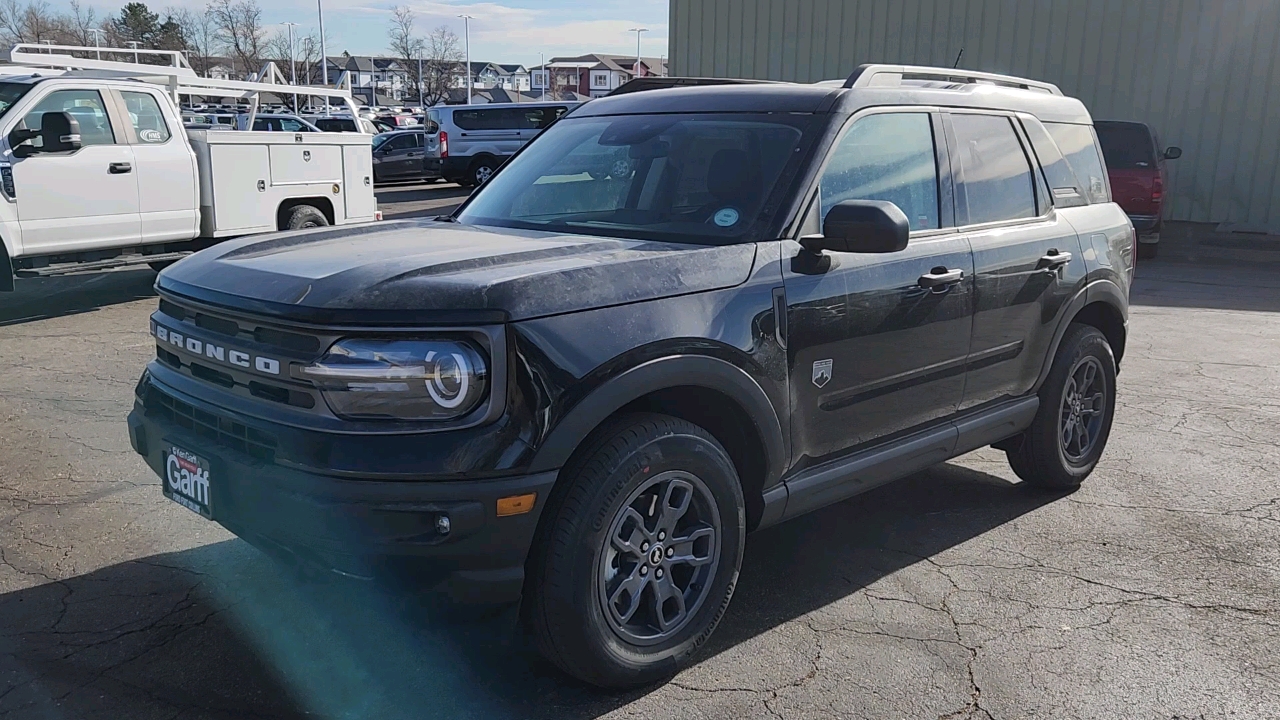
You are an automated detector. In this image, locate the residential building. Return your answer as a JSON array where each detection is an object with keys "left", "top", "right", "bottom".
[
  {"left": 532, "top": 54, "right": 667, "bottom": 98},
  {"left": 324, "top": 55, "right": 410, "bottom": 104},
  {"left": 452, "top": 62, "right": 531, "bottom": 92},
  {"left": 671, "top": 0, "right": 1280, "bottom": 234}
]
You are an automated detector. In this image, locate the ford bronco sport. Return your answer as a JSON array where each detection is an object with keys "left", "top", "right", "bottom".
[{"left": 128, "top": 65, "right": 1134, "bottom": 689}]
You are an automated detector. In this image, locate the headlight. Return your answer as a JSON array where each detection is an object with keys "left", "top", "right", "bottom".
[{"left": 302, "top": 338, "right": 488, "bottom": 421}]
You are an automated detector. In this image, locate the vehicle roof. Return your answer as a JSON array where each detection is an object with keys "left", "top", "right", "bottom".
[
  {"left": 576, "top": 78, "right": 1092, "bottom": 125},
  {"left": 435, "top": 100, "right": 581, "bottom": 112}
]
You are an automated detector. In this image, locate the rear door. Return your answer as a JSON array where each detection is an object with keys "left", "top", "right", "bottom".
[
  {"left": 784, "top": 110, "right": 974, "bottom": 465},
  {"left": 10, "top": 87, "right": 141, "bottom": 254},
  {"left": 945, "top": 111, "right": 1087, "bottom": 410},
  {"left": 374, "top": 133, "right": 419, "bottom": 179},
  {"left": 115, "top": 89, "right": 199, "bottom": 245}
]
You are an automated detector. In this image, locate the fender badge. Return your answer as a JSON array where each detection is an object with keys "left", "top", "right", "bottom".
[{"left": 812, "top": 359, "right": 833, "bottom": 388}]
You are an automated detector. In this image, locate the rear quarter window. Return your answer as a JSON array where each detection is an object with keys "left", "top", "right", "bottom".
[{"left": 1045, "top": 123, "right": 1111, "bottom": 204}]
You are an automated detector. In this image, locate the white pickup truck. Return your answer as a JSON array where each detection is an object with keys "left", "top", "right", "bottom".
[{"left": 0, "top": 45, "right": 379, "bottom": 291}]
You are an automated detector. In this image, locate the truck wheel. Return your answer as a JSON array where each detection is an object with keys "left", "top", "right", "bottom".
[
  {"left": 285, "top": 205, "right": 329, "bottom": 230},
  {"left": 524, "top": 413, "right": 745, "bottom": 688},
  {"left": 1006, "top": 324, "right": 1117, "bottom": 489}
]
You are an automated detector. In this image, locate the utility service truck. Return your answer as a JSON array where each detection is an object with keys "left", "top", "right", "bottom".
[{"left": 0, "top": 44, "right": 380, "bottom": 290}]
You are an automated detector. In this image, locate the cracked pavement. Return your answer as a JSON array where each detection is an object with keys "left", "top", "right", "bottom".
[{"left": 1, "top": 215, "right": 1279, "bottom": 719}]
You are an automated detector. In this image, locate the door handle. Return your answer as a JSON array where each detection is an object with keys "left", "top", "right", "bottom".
[
  {"left": 1038, "top": 250, "right": 1073, "bottom": 269},
  {"left": 108, "top": 162, "right": 132, "bottom": 174},
  {"left": 918, "top": 268, "right": 964, "bottom": 289}
]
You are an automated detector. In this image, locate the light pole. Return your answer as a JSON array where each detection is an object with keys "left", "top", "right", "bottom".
[
  {"left": 318, "top": 0, "right": 328, "bottom": 87},
  {"left": 127, "top": 41, "right": 139, "bottom": 64},
  {"left": 538, "top": 51, "right": 545, "bottom": 96},
  {"left": 458, "top": 14, "right": 473, "bottom": 105},
  {"left": 87, "top": 28, "right": 103, "bottom": 60},
  {"left": 628, "top": 28, "right": 648, "bottom": 78},
  {"left": 283, "top": 22, "right": 299, "bottom": 113}
]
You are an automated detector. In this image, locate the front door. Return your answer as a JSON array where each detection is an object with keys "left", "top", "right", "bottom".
[
  {"left": 116, "top": 89, "right": 200, "bottom": 245},
  {"left": 10, "top": 87, "right": 141, "bottom": 254},
  {"left": 944, "top": 112, "right": 1087, "bottom": 410},
  {"left": 375, "top": 132, "right": 420, "bottom": 180},
  {"left": 784, "top": 111, "right": 974, "bottom": 470}
]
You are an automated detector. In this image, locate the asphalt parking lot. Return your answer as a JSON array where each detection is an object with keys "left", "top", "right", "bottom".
[{"left": 1, "top": 198, "right": 1278, "bottom": 719}]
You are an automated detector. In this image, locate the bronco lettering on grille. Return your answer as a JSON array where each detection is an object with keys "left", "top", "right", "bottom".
[{"left": 151, "top": 320, "right": 282, "bottom": 376}]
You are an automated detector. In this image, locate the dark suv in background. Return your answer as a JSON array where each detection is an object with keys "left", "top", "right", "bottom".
[
  {"left": 1094, "top": 120, "right": 1181, "bottom": 259},
  {"left": 128, "top": 65, "right": 1134, "bottom": 689}
]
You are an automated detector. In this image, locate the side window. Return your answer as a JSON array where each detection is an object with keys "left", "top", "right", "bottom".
[
  {"left": 453, "top": 109, "right": 506, "bottom": 130},
  {"left": 951, "top": 114, "right": 1037, "bottom": 225},
  {"left": 279, "top": 118, "right": 307, "bottom": 132},
  {"left": 120, "top": 91, "right": 171, "bottom": 143},
  {"left": 24, "top": 89, "right": 117, "bottom": 147},
  {"left": 1045, "top": 122, "right": 1111, "bottom": 204},
  {"left": 819, "top": 112, "right": 940, "bottom": 231},
  {"left": 384, "top": 134, "right": 416, "bottom": 152},
  {"left": 1020, "top": 117, "right": 1087, "bottom": 208}
]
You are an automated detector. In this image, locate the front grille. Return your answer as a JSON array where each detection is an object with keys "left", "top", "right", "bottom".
[{"left": 146, "top": 387, "right": 277, "bottom": 462}]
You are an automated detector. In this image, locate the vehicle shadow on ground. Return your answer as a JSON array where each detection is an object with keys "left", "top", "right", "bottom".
[
  {"left": 0, "top": 269, "right": 157, "bottom": 327},
  {"left": 0, "top": 463, "right": 1057, "bottom": 720}
]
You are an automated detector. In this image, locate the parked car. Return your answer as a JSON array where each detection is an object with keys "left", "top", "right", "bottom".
[
  {"left": 1092, "top": 120, "right": 1181, "bottom": 259},
  {"left": 234, "top": 113, "right": 322, "bottom": 132},
  {"left": 423, "top": 101, "right": 579, "bottom": 186},
  {"left": 128, "top": 68, "right": 1133, "bottom": 689},
  {"left": 307, "top": 114, "right": 380, "bottom": 134},
  {"left": 371, "top": 129, "right": 440, "bottom": 184}
]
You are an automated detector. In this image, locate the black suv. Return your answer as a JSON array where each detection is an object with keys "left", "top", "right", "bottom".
[{"left": 128, "top": 65, "right": 1133, "bottom": 689}]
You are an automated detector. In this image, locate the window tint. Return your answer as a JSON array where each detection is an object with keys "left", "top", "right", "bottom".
[
  {"left": 381, "top": 133, "right": 418, "bottom": 152},
  {"left": 1020, "top": 118, "right": 1086, "bottom": 208},
  {"left": 952, "top": 114, "right": 1037, "bottom": 224},
  {"left": 121, "top": 91, "right": 171, "bottom": 143},
  {"left": 819, "top": 113, "right": 939, "bottom": 231},
  {"left": 314, "top": 118, "right": 356, "bottom": 132},
  {"left": 1045, "top": 123, "right": 1111, "bottom": 204},
  {"left": 278, "top": 118, "right": 309, "bottom": 132},
  {"left": 452, "top": 108, "right": 510, "bottom": 131},
  {"left": 1094, "top": 122, "right": 1156, "bottom": 169},
  {"left": 25, "top": 89, "right": 116, "bottom": 146}
]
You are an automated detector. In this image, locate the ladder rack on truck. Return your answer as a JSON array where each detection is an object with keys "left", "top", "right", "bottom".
[{"left": 4, "top": 43, "right": 359, "bottom": 127}]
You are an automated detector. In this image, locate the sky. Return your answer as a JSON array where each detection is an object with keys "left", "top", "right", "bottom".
[{"left": 59, "top": 0, "right": 671, "bottom": 68}]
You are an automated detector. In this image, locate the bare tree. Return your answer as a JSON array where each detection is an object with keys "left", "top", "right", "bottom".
[
  {"left": 264, "top": 27, "right": 318, "bottom": 84},
  {"left": 209, "top": 0, "right": 265, "bottom": 76},
  {"left": 387, "top": 5, "right": 424, "bottom": 102},
  {"left": 0, "top": 0, "right": 67, "bottom": 45},
  {"left": 421, "top": 24, "right": 462, "bottom": 106},
  {"left": 173, "top": 6, "right": 219, "bottom": 77},
  {"left": 63, "top": 0, "right": 95, "bottom": 46}
]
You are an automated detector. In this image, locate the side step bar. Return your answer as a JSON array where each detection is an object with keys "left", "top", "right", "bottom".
[{"left": 14, "top": 250, "right": 190, "bottom": 278}]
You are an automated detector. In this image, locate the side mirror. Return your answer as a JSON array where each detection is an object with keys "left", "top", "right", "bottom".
[
  {"left": 40, "top": 112, "right": 82, "bottom": 154},
  {"left": 800, "top": 200, "right": 910, "bottom": 255},
  {"left": 1163, "top": 146, "right": 1182, "bottom": 160},
  {"left": 8, "top": 126, "right": 39, "bottom": 157}
]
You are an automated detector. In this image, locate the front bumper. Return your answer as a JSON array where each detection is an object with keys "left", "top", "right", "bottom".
[{"left": 127, "top": 375, "right": 555, "bottom": 604}]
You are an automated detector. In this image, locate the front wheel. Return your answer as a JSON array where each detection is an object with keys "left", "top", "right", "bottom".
[
  {"left": 524, "top": 414, "right": 745, "bottom": 688},
  {"left": 1006, "top": 324, "right": 1117, "bottom": 489}
]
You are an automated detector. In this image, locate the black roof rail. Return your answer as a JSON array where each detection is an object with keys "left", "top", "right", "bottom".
[
  {"left": 842, "top": 64, "right": 1063, "bottom": 95},
  {"left": 607, "top": 76, "right": 782, "bottom": 97}
]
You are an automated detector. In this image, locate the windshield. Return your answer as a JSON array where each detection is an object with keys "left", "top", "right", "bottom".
[
  {"left": 0, "top": 82, "right": 32, "bottom": 120},
  {"left": 1095, "top": 122, "right": 1157, "bottom": 170},
  {"left": 457, "top": 113, "right": 816, "bottom": 245}
]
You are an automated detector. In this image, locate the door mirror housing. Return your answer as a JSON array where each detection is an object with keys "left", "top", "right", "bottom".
[
  {"left": 40, "top": 112, "right": 82, "bottom": 154},
  {"left": 8, "top": 126, "right": 39, "bottom": 157},
  {"left": 1163, "top": 146, "right": 1182, "bottom": 160},
  {"left": 800, "top": 200, "right": 911, "bottom": 255}
]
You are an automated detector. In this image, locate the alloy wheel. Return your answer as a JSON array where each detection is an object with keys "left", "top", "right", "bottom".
[
  {"left": 597, "top": 470, "right": 721, "bottom": 646},
  {"left": 1059, "top": 356, "right": 1107, "bottom": 463}
]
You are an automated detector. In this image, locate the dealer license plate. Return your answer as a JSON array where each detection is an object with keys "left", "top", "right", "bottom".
[{"left": 162, "top": 444, "right": 213, "bottom": 519}]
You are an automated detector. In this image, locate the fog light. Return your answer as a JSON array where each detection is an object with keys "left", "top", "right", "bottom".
[
  {"left": 496, "top": 493, "right": 537, "bottom": 517},
  {"left": 435, "top": 515, "right": 451, "bottom": 535}
]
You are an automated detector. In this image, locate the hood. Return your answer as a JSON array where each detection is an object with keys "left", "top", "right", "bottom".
[{"left": 159, "top": 220, "right": 758, "bottom": 325}]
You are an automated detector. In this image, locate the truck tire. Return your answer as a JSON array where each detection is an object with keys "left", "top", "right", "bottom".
[
  {"left": 1006, "top": 324, "right": 1117, "bottom": 489},
  {"left": 466, "top": 157, "right": 498, "bottom": 187},
  {"left": 285, "top": 205, "right": 329, "bottom": 230},
  {"left": 524, "top": 413, "right": 745, "bottom": 688}
]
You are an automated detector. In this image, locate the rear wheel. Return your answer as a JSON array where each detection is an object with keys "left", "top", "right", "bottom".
[
  {"left": 524, "top": 414, "right": 745, "bottom": 688},
  {"left": 468, "top": 157, "right": 498, "bottom": 187},
  {"left": 1006, "top": 324, "right": 1117, "bottom": 489},
  {"left": 284, "top": 205, "right": 329, "bottom": 231}
]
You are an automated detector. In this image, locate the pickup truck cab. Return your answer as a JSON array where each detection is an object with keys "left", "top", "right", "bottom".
[{"left": 0, "top": 44, "right": 379, "bottom": 289}]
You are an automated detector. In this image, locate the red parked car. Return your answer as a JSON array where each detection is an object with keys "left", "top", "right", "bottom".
[{"left": 1093, "top": 121, "right": 1181, "bottom": 259}]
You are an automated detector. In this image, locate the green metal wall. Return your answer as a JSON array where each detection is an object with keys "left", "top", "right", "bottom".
[{"left": 670, "top": 0, "right": 1280, "bottom": 232}]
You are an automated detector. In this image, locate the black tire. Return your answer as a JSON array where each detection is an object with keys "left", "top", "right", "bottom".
[
  {"left": 1137, "top": 242, "right": 1158, "bottom": 260},
  {"left": 468, "top": 157, "right": 498, "bottom": 187},
  {"left": 1006, "top": 324, "right": 1117, "bottom": 489},
  {"left": 524, "top": 413, "right": 746, "bottom": 688},
  {"left": 284, "top": 205, "right": 329, "bottom": 231}
]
